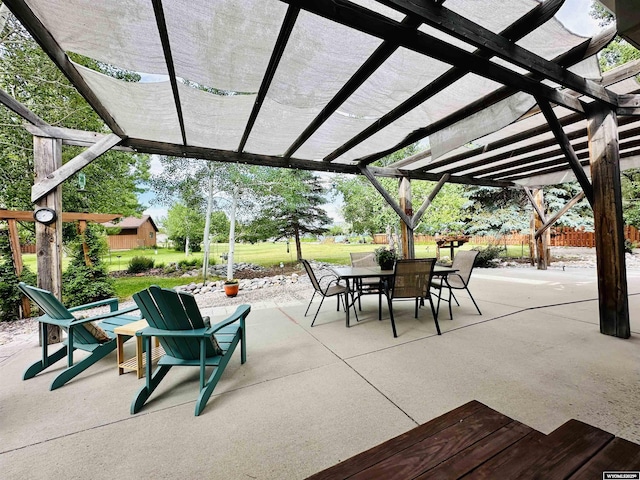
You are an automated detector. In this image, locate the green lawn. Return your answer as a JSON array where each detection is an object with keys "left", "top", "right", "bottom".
[
  {"left": 20, "top": 241, "right": 531, "bottom": 301},
  {"left": 22, "top": 240, "right": 532, "bottom": 273}
]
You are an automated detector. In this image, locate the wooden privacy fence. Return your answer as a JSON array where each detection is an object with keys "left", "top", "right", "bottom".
[{"left": 373, "top": 225, "right": 640, "bottom": 248}]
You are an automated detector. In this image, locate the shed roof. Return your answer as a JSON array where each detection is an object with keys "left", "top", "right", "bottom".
[
  {"left": 5, "top": 0, "right": 640, "bottom": 187},
  {"left": 102, "top": 215, "right": 158, "bottom": 232}
]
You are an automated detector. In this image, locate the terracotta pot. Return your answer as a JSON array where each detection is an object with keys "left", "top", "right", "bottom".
[{"left": 224, "top": 283, "right": 239, "bottom": 297}]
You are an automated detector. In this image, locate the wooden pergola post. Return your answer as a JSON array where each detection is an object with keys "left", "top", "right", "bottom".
[
  {"left": 34, "top": 136, "right": 63, "bottom": 344},
  {"left": 6, "top": 219, "right": 30, "bottom": 317},
  {"left": 525, "top": 187, "right": 549, "bottom": 269},
  {"left": 587, "top": 103, "right": 630, "bottom": 338},
  {"left": 399, "top": 177, "right": 414, "bottom": 259}
]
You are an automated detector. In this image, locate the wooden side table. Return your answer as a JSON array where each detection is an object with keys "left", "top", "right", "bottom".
[{"left": 114, "top": 319, "right": 164, "bottom": 378}]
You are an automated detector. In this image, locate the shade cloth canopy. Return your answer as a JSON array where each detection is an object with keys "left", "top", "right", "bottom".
[{"left": 5, "top": 0, "right": 640, "bottom": 187}]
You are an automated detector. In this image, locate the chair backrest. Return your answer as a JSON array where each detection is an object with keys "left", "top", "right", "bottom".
[
  {"left": 18, "top": 282, "right": 104, "bottom": 345},
  {"left": 300, "top": 259, "right": 322, "bottom": 293},
  {"left": 449, "top": 250, "right": 479, "bottom": 287},
  {"left": 18, "top": 282, "right": 74, "bottom": 320},
  {"left": 350, "top": 252, "right": 377, "bottom": 268},
  {"left": 391, "top": 258, "right": 436, "bottom": 299},
  {"left": 133, "top": 286, "right": 217, "bottom": 360}
]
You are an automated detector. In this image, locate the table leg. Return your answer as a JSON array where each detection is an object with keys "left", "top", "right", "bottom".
[
  {"left": 116, "top": 334, "right": 125, "bottom": 375},
  {"left": 345, "top": 285, "right": 350, "bottom": 328},
  {"left": 135, "top": 335, "right": 144, "bottom": 379}
]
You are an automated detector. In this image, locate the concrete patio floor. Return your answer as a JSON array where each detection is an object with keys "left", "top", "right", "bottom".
[{"left": 1, "top": 266, "right": 639, "bottom": 479}]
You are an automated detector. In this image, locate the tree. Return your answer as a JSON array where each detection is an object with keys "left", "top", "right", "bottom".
[
  {"left": 462, "top": 186, "right": 530, "bottom": 235},
  {"left": 335, "top": 175, "right": 397, "bottom": 235},
  {"left": 61, "top": 224, "right": 114, "bottom": 307},
  {"left": 249, "top": 169, "right": 331, "bottom": 261},
  {"left": 164, "top": 202, "right": 205, "bottom": 254}
]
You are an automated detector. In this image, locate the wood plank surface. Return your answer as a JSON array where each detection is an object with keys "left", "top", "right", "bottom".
[
  {"left": 569, "top": 437, "right": 640, "bottom": 479},
  {"left": 350, "top": 408, "right": 513, "bottom": 480},
  {"left": 306, "top": 400, "right": 486, "bottom": 480},
  {"left": 416, "top": 421, "right": 534, "bottom": 480},
  {"left": 308, "top": 401, "right": 640, "bottom": 480}
]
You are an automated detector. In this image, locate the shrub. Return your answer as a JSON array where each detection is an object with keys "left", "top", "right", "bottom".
[
  {"left": 128, "top": 256, "right": 155, "bottom": 273},
  {"left": 471, "top": 245, "right": 504, "bottom": 268},
  {"left": 163, "top": 263, "right": 178, "bottom": 274},
  {"left": 177, "top": 257, "right": 203, "bottom": 270}
]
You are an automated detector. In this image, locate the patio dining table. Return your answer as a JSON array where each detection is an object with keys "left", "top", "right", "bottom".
[{"left": 330, "top": 265, "right": 457, "bottom": 327}]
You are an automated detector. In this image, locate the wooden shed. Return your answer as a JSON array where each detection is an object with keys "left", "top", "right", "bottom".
[{"left": 102, "top": 215, "right": 158, "bottom": 250}]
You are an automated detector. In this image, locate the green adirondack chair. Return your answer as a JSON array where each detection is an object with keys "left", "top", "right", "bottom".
[
  {"left": 132, "top": 285, "right": 250, "bottom": 416},
  {"left": 18, "top": 282, "right": 140, "bottom": 390}
]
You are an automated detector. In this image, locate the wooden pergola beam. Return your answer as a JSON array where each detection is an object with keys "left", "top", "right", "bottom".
[
  {"left": 151, "top": 0, "right": 187, "bottom": 146},
  {"left": 321, "top": 0, "right": 566, "bottom": 163},
  {"left": 239, "top": 5, "right": 299, "bottom": 152},
  {"left": 0, "top": 87, "right": 48, "bottom": 127},
  {"left": 451, "top": 122, "right": 640, "bottom": 178},
  {"left": 284, "top": 0, "right": 584, "bottom": 115},
  {"left": 31, "top": 133, "right": 123, "bottom": 202},
  {"left": 124, "top": 137, "right": 516, "bottom": 186},
  {"left": 537, "top": 98, "right": 594, "bottom": 207},
  {"left": 617, "top": 94, "right": 640, "bottom": 116},
  {"left": 284, "top": 15, "right": 422, "bottom": 158},
  {"left": 333, "top": 25, "right": 615, "bottom": 167},
  {"left": 411, "top": 173, "right": 450, "bottom": 228},
  {"left": 0, "top": 210, "right": 121, "bottom": 223},
  {"left": 379, "top": 0, "right": 617, "bottom": 106},
  {"left": 496, "top": 145, "right": 640, "bottom": 182},
  {"left": 523, "top": 186, "right": 547, "bottom": 223},
  {"left": 24, "top": 124, "right": 134, "bottom": 151},
  {"left": 535, "top": 192, "right": 585, "bottom": 239},
  {"left": 359, "top": 165, "right": 412, "bottom": 227}
]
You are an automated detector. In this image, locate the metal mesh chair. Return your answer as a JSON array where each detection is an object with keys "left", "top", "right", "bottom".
[
  {"left": 384, "top": 258, "right": 440, "bottom": 337},
  {"left": 301, "top": 259, "right": 350, "bottom": 327},
  {"left": 349, "top": 252, "right": 384, "bottom": 311},
  {"left": 432, "top": 250, "right": 482, "bottom": 319}
]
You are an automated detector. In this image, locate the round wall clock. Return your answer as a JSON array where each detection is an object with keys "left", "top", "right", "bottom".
[{"left": 33, "top": 207, "right": 57, "bottom": 225}]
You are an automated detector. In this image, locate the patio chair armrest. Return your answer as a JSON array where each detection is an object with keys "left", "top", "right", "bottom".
[
  {"left": 321, "top": 277, "right": 344, "bottom": 294},
  {"left": 69, "top": 305, "right": 140, "bottom": 325},
  {"left": 209, "top": 304, "right": 251, "bottom": 333},
  {"left": 68, "top": 297, "right": 119, "bottom": 313},
  {"left": 137, "top": 327, "right": 211, "bottom": 338},
  {"left": 444, "top": 274, "right": 465, "bottom": 287}
]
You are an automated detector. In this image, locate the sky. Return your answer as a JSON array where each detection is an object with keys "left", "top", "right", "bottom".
[{"left": 142, "top": 0, "right": 604, "bottom": 226}]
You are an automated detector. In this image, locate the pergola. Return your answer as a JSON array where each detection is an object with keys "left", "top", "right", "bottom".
[{"left": 2, "top": 0, "right": 639, "bottom": 339}]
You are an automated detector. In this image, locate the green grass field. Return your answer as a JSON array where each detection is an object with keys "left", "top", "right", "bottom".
[
  {"left": 22, "top": 240, "right": 531, "bottom": 272},
  {"left": 21, "top": 241, "right": 531, "bottom": 301}
]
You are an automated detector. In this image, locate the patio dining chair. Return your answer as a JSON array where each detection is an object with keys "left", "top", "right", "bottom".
[
  {"left": 301, "top": 259, "right": 350, "bottom": 327},
  {"left": 384, "top": 258, "right": 440, "bottom": 337},
  {"left": 349, "top": 252, "right": 384, "bottom": 311},
  {"left": 432, "top": 250, "right": 482, "bottom": 319}
]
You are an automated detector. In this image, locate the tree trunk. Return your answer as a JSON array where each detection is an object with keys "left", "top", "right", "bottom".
[{"left": 295, "top": 225, "right": 302, "bottom": 261}]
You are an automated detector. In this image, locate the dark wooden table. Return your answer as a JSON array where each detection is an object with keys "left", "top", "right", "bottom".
[{"left": 307, "top": 400, "right": 640, "bottom": 479}]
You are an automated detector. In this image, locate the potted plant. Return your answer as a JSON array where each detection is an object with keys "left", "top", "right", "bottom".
[
  {"left": 374, "top": 247, "right": 399, "bottom": 270},
  {"left": 223, "top": 279, "right": 239, "bottom": 297}
]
